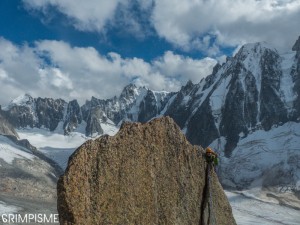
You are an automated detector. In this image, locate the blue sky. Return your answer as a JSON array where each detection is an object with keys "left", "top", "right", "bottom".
[
  {"left": 0, "top": 0, "right": 176, "bottom": 60},
  {"left": 0, "top": 0, "right": 299, "bottom": 104}
]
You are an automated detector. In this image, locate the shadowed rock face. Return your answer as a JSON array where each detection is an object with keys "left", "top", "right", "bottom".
[
  {"left": 3, "top": 96, "right": 66, "bottom": 131},
  {"left": 57, "top": 117, "right": 236, "bottom": 225},
  {"left": 0, "top": 111, "right": 18, "bottom": 137},
  {"left": 292, "top": 36, "right": 300, "bottom": 118}
]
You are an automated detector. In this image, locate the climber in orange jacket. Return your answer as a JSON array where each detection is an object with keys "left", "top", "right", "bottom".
[{"left": 205, "top": 147, "right": 219, "bottom": 166}]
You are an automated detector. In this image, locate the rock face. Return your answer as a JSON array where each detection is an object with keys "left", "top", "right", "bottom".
[
  {"left": 292, "top": 36, "right": 300, "bottom": 51},
  {"left": 81, "top": 84, "right": 172, "bottom": 136},
  {"left": 164, "top": 40, "right": 300, "bottom": 156},
  {"left": 292, "top": 36, "right": 300, "bottom": 118},
  {"left": 63, "top": 100, "right": 83, "bottom": 134},
  {"left": 0, "top": 110, "right": 18, "bottom": 137},
  {"left": 3, "top": 94, "right": 66, "bottom": 131},
  {"left": 57, "top": 117, "right": 236, "bottom": 225},
  {"left": 3, "top": 84, "right": 172, "bottom": 136}
]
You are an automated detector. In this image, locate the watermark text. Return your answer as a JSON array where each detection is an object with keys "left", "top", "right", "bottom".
[{"left": 1, "top": 214, "right": 59, "bottom": 224}]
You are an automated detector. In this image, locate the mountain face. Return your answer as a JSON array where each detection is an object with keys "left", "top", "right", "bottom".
[
  {"left": 57, "top": 117, "right": 236, "bottom": 225},
  {"left": 63, "top": 99, "right": 82, "bottom": 134},
  {"left": 165, "top": 41, "right": 299, "bottom": 157},
  {"left": 0, "top": 108, "right": 18, "bottom": 137},
  {"left": 216, "top": 122, "right": 300, "bottom": 209},
  {"left": 3, "top": 84, "right": 173, "bottom": 137},
  {"left": 3, "top": 94, "right": 66, "bottom": 132},
  {"left": 3, "top": 37, "right": 300, "bottom": 204},
  {"left": 3, "top": 37, "right": 299, "bottom": 153},
  {"left": 3, "top": 38, "right": 299, "bottom": 144},
  {"left": 292, "top": 36, "right": 300, "bottom": 118},
  {"left": 81, "top": 84, "right": 172, "bottom": 136}
]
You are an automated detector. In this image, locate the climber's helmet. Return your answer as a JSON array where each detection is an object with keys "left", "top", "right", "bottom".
[{"left": 206, "top": 147, "right": 215, "bottom": 155}]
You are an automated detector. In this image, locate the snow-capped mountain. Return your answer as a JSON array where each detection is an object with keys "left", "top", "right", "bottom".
[
  {"left": 81, "top": 84, "right": 172, "bottom": 136},
  {"left": 3, "top": 37, "right": 300, "bottom": 149},
  {"left": 161, "top": 37, "right": 300, "bottom": 205},
  {"left": 2, "top": 37, "right": 300, "bottom": 209},
  {"left": 2, "top": 84, "right": 173, "bottom": 137},
  {"left": 2, "top": 94, "right": 66, "bottom": 132},
  {"left": 165, "top": 39, "right": 300, "bottom": 158}
]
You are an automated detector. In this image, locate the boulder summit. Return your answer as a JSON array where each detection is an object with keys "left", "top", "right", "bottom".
[{"left": 57, "top": 117, "right": 236, "bottom": 225}]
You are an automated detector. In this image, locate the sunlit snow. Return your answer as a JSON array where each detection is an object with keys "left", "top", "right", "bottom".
[
  {"left": 226, "top": 191, "right": 300, "bottom": 225},
  {"left": 0, "top": 201, "right": 21, "bottom": 214},
  {"left": 0, "top": 136, "right": 35, "bottom": 164}
]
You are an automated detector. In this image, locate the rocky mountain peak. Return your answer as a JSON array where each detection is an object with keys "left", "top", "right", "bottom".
[
  {"left": 292, "top": 36, "right": 300, "bottom": 51},
  {"left": 89, "top": 96, "right": 102, "bottom": 108},
  {"left": 235, "top": 42, "right": 277, "bottom": 62},
  {"left": 5, "top": 93, "right": 34, "bottom": 109},
  {"left": 2, "top": 96, "right": 66, "bottom": 131},
  {"left": 181, "top": 79, "right": 195, "bottom": 94},
  {"left": 212, "top": 62, "right": 222, "bottom": 74},
  {"left": 57, "top": 117, "right": 236, "bottom": 225},
  {"left": 63, "top": 99, "right": 82, "bottom": 134},
  {"left": 120, "top": 83, "right": 139, "bottom": 100}
]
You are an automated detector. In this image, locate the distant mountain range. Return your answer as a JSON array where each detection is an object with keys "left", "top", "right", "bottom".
[
  {"left": 1, "top": 36, "right": 299, "bottom": 206},
  {"left": 2, "top": 37, "right": 300, "bottom": 152}
]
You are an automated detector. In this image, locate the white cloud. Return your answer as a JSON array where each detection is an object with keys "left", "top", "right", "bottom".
[
  {"left": 39, "top": 68, "right": 73, "bottom": 90},
  {"left": 153, "top": 51, "right": 216, "bottom": 83},
  {"left": 151, "top": 0, "right": 300, "bottom": 52},
  {"left": 0, "top": 37, "right": 42, "bottom": 94},
  {"left": 23, "top": 0, "right": 300, "bottom": 55},
  {"left": 0, "top": 38, "right": 215, "bottom": 105},
  {"left": 23, "top": 0, "right": 124, "bottom": 32}
]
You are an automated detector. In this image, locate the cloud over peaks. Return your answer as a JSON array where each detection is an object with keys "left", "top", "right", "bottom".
[
  {"left": 0, "top": 38, "right": 215, "bottom": 105},
  {"left": 151, "top": 0, "right": 300, "bottom": 52}
]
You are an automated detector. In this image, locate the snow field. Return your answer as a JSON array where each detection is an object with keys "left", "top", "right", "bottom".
[
  {"left": 0, "top": 136, "right": 35, "bottom": 164},
  {"left": 226, "top": 191, "right": 300, "bottom": 225}
]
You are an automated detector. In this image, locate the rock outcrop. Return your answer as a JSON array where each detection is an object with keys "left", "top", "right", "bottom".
[
  {"left": 0, "top": 110, "right": 19, "bottom": 137},
  {"left": 3, "top": 94, "right": 66, "bottom": 131},
  {"left": 292, "top": 36, "right": 300, "bottom": 51},
  {"left": 57, "top": 117, "right": 236, "bottom": 225}
]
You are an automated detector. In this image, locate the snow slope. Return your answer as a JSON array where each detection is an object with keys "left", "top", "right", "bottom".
[
  {"left": 210, "top": 122, "right": 300, "bottom": 209},
  {"left": 0, "top": 133, "right": 59, "bottom": 222},
  {"left": 17, "top": 127, "right": 89, "bottom": 170},
  {"left": 280, "top": 51, "right": 297, "bottom": 112},
  {"left": 0, "top": 201, "right": 21, "bottom": 214},
  {"left": 226, "top": 191, "right": 300, "bottom": 225},
  {"left": 0, "top": 135, "right": 34, "bottom": 164}
]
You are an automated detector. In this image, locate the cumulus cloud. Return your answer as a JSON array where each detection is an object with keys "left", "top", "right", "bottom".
[
  {"left": 0, "top": 38, "right": 215, "bottom": 105},
  {"left": 153, "top": 51, "right": 216, "bottom": 83},
  {"left": 23, "top": 0, "right": 124, "bottom": 32},
  {"left": 0, "top": 38, "right": 42, "bottom": 98},
  {"left": 151, "top": 0, "right": 300, "bottom": 52},
  {"left": 23, "top": 0, "right": 300, "bottom": 54}
]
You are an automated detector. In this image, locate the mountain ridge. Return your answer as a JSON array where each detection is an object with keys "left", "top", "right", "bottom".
[
  {"left": 2, "top": 36, "right": 300, "bottom": 208},
  {"left": 2, "top": 38, "right": 300, "bottom": 149}
]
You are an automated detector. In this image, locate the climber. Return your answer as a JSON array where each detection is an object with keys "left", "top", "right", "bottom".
[{"left": 205, "top": 147, "right": 219, "bottom": 166}]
